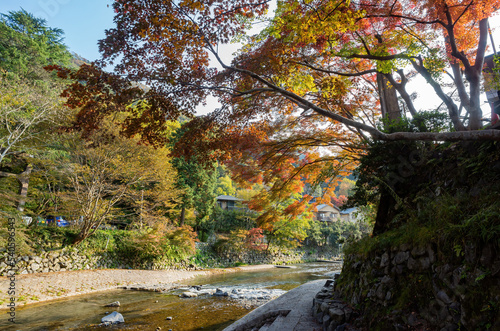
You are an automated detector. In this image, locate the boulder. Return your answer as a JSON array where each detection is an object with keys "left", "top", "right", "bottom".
[
  {"left": 419, "top": 257, "right": 431, "bottom": 270},
  {"left": 105, "top": 301, "right": 120, "bottom": 307},
  {"left": 101, "top": 311, "right": 124, "bottom": 324}
]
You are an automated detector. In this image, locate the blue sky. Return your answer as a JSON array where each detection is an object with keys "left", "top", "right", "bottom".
[{"left": 1, "top": 0, "right": 115, "bottom": 62}]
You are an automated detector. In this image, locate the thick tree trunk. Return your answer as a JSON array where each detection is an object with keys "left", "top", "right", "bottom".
[
  {"left": 377, "top": 73, "right": 401, "bottom": 123},
  {"left": 468, "top": 73, "right": 483, "bottom": 130}
]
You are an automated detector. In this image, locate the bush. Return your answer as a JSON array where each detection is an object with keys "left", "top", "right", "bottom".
[
  {"left": 3, "top": 220, "right": 200, "bottom": 268},
  {"left": 114, "top": 225, "right": 198, "bottom": 266},
  {"left": 164, "top": 225, "right": 198, "bottom": 258},
  {"left": 213, "top": 227, "right": 266, "bottom": 254}
]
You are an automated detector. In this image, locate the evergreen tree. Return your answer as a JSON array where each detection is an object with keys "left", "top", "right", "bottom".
[
  {"left": 170, "top": 123, "right": 218, "bottom": 231},
  {"left": 0, "top": 9, "right": 71, "bottom": 78}
]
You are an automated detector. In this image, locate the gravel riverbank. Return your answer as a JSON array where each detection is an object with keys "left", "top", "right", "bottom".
[{"left": 0, "top": 264, "right": 276, "bottom": 310}]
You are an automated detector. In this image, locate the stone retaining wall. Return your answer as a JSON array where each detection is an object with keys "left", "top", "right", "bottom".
[
  {"left": 0, "top": 245, "right": 342, "bottom": 276},
  {"left": 214, "top": 247, "right": 340, "bottom": 266},
  {"left": 0, "top": 249, "right": 128, "bottom": 275},
  {"left": 314, "top": 242, "right": 500, "bottom": 330},
  {"left": 313, "top": 278, "right": 356, "bottom": 331}
]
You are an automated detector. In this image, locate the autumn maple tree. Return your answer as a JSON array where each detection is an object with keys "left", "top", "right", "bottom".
[
  {"left": 51, "top": 0, "right": 500, "bottom": 152},
  {"left": 48, "top": 1, "right": 500, "bottom": 233}
]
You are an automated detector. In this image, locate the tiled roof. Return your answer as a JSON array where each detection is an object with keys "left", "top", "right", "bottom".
[
  {"left": 316, "top": 204, "right": 340, "bottom": 211},
  {"left": 340, "top": 207, "right": 357, "bottom": 214},
  {"left": 216, "top": 195, "right": 243, "bottom": 201}
]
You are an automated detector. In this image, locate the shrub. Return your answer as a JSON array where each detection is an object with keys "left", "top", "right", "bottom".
[
  {"left": 114, "top": 225, "right": 198, "bottom": 266},
  {"left": 213, "top": 227, "right": 266, "bottom": 254},
  {"left": 246, "top": 228, "right": 266, "bottom": 251},
  {"left": 164, "top": 225, "right": 198, "bottom": 258}
]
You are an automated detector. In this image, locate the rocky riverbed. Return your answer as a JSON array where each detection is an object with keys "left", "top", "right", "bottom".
[
  {"left": 0, "top": 262, "right": 343, "bottom": 330},
  {"left": 0, "top": 264, "right": 276, "bottom": 309}
]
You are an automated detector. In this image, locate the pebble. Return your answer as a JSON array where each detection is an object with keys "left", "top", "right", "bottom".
[{"left": 166, "top": 316, "right": 173, "bottom": 320}]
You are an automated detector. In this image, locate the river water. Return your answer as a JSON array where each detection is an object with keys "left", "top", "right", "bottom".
[{"left": 1, "top": 263, "right": 341, "bottom": 331}]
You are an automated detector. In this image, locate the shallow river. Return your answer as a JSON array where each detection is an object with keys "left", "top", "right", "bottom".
[{"left": 1, "top": 263, "right": 341, "bottom": 331}]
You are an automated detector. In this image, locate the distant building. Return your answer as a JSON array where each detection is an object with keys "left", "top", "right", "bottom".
[
  {"left": 315, "top": 204, "right": 341, "bottom": 222},
  {"left": 216, "top": 195, "right": 243, "bottom": 210},
  {"left": 340, "top": 207, "right": 360, "bottom": 223},
  {"left": 314, "top": 204, "right": 360, "bottom": 223}
]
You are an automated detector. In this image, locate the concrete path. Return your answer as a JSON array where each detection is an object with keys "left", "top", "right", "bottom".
[{"left": 223, "top": 279, "right": 326, "bottom": 331}]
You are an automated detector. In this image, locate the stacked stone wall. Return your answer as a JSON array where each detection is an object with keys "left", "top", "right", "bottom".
[
  {"left": 313, "top": 242, "right": 500, "bottom": 330},
  {"left": 214, "top": 247, "right": 340, "bottom": 266},
  {"left": 0, "top": 245, "right": 342, "bottom": 276}
]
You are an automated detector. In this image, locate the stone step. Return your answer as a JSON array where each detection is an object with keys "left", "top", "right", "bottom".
[
  {"left": 266, "top": 314, "right": 288, "bottom": 331},
  {"left": 257, "top": 322, "right": 272, "bottom": 331}
]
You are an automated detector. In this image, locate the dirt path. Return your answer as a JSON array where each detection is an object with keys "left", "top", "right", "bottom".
[{"left": 0, "top": 265, "right": 275, "bottom": 309}]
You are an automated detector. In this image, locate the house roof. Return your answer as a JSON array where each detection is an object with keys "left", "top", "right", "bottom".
[
  {"left": 316, "top": 204, "right": 340, "bottom": 212},
  {"left": 216, "top": 195, "right": 243, "bottom": 201},
  {"left": 340, "top": 207, "right": 358, "bottom": 215}
]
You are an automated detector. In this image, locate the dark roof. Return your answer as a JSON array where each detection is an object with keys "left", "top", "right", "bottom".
[
  {"left": 216, "top": 195, "right": 243, "bottom": 201},
  {"left": 340, "top": 207, "right": 358, "bottom": 214}
]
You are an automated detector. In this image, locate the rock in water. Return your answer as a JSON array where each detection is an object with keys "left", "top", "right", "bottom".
[
  {"left": 105, "top": 301, "right": 120, "bottom": 307},
  {"left": 214, "top": 288, "right": 229, "bottom": 296},
  {"left": 181, "top": 291, "right": 198, "bottom": 298},
  {"left": 102, "top": 311, "right": 124, "bottom": 324}
]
